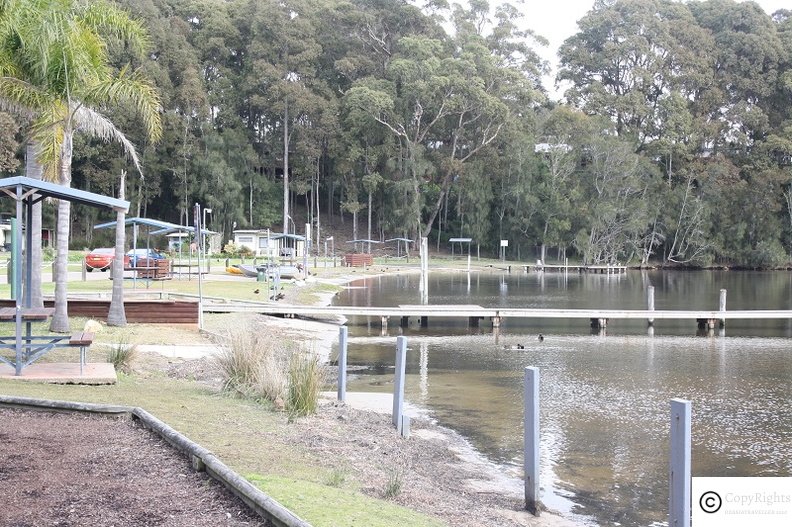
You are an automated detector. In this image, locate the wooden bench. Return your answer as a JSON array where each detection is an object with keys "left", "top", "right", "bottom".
[{"left": 69, "top": 332, "right": 95, "bottom": 375}]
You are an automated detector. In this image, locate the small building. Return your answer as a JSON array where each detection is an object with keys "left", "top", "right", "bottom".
[{"left": 232, "top": 229, "right": 305, "bottom": 258}]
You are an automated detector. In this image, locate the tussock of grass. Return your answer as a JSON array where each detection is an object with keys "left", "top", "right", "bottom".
[
  {"left": 106, "top": 337, "right": 138, "bottom": 374},
  {"left": 287, "top": 351, "right": 323, "bottom": 417},
  {"left": 384, "top": 468, "right": 404, "bottom": 499},
  {"left": 214, "top": 329, "right": 290, "bottom": 404}
]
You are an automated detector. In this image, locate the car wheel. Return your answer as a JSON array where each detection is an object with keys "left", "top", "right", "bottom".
[
  {"left": 101, "top": 268, "right": 107, "bottom": 272},
  {"left": 86, "top": 267, "right": 93, "bottom": 273}
]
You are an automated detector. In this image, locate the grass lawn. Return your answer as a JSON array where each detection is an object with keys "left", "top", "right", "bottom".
[{"left": 0, "top": 352, "right": 445, "bottom": 527}]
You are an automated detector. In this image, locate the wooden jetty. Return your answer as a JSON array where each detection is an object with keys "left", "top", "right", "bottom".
[
  {"left": 202, "top": 302, "right": 792, "bottom": 331},
  {"left": 520, "top": 263, "right": 627, "bottom": 274}
]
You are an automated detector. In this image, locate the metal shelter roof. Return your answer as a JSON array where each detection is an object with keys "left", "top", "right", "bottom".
[
  {"left": 93, "top": 217, "right": 216, "bottom": 236},
  {"left": 272, "top": 233, "right": 306, "bottom": 241},
  {"left": 449, "top": 237, "right": 473, "bottom": 243},
  {"left": 0, "top": 176, "right": 129, "bottom": 212},
  {"left": 385, "top": 237, "right": 413, "bottom": 243},
  {"left": 0, "top": 176, "right": 130, "bottom": 376}
]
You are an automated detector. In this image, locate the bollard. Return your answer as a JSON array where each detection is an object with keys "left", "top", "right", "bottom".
[
  {"left": 337, "top": 327, "right": 348, "bottom": 402},
  {"left": 399, "top": 414, "right": 410, "bottom": 438},
  {"left": 669, "top": 399, "right": 691, "bottom": 527},
  {"left": 392, "top": 336, "right": 407, "bottom": 428},
  {"left": 524, "top": 367, "right": 540, "bottom": 515},
  {"left": 225, "top": 257, "right": 229, "bottom": 269},
  {"left": 648, "top": 286, "right": 655, "bottom": 326},
  {"left": 719, "top": 289, "right": 727, "bottom": 328}
]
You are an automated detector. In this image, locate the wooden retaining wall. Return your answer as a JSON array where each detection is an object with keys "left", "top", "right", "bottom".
[{"left": 0, "top": 299, "right": 198, "bottom": 324}]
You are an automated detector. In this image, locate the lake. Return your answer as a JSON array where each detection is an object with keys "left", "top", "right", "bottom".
[{"left": 333, "top": 269, "right": 792, "bottom": 526}]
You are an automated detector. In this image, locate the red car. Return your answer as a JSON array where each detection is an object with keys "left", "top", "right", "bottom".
[{"left": 85, "top": 248, "right": 129, "bottom": 272}]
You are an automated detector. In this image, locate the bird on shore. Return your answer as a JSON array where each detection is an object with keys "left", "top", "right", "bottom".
[
  {"left": 538, "top": 334, "right": 544, "bottom": 342},
  {"left": 253, "top": 288, "right": 260, "bottom": 295}
]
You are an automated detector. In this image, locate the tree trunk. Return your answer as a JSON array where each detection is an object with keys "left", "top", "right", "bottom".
[
  {"left": 50, "top": 133, "right": 74, "bottom": 333},
  {"left": 25, "top": 142, "right": 44, "bottom": 309},
  {"left": 108, "top": 170, "right": 127, "bottom": 326}
]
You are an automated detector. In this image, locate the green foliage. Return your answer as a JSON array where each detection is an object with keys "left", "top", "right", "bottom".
[{"left": 4, "top": 0, "right": 789, "bottom": 268}]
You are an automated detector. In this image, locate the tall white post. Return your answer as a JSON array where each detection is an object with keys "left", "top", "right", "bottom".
[
  {"left": 337, "top": 326, "right": 348, "bottom": 402},
  {"left": 392, "top": 336, "right": 408, "bottom": 429},
  {"left": 194, "top": 203, "right": 204, "bottom": 329},
  {"left": 648, "top": 286, "right": 655, "bottom": 326},
  {"left": 524, "top": 367, "right": 540, "bottom": 515},
  {"left": 669, "top": 398, "right": 691, "bottom": 527},
  {"left": 719, "top": 289, "right": 727, "bottom": 327}
]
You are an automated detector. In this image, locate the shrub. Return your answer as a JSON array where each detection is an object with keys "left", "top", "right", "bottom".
[
  {"left": 106, "top": 338, "right": 138, "bottom": 374},
  {"left": 222, "top": 241, "right": 238, "bottom": 255}
]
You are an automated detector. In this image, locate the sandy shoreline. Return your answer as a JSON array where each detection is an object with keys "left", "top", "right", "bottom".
[{"left": 265, "top": 270, "right": 583, "bottom": 527}]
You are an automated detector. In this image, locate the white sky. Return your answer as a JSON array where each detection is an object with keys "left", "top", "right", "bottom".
[{"left": 517, "top": 0, "right": 790, "bottom": 98}]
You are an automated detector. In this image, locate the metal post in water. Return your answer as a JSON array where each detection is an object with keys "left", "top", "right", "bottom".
[
  {"left": 719, "top": 289, "right": 727, "bottom": 327},
  {"left": 337, "top": 326, "right": 348, "bottom": 402},
  {"left": 392, "top": 336, "right": 407, "bottom": 429},
  {"left": 669, "top": 398, "right": 691, "bottom": 527},
  {"left": 524, "top": 367, "right": 540, "bottom": 515},
  {"left": 648, "top": 286, "right": 655, "bottom": 326}
]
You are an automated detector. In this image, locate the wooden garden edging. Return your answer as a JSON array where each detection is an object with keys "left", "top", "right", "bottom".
[{"left": 0, "top": 395, "right": 312, "bottom": 527}]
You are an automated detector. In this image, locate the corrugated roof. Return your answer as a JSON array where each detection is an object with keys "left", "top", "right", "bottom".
[{"left": 0, "top": 176, "right": 129, "bottom": 212}]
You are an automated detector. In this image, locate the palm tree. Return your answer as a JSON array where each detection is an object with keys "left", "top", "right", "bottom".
[{"left": 0, "top": 0, "right": 162, "bottom": 331}]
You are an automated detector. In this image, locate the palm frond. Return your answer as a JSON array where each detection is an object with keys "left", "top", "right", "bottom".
[
  {"left": 0, "top": 76, "right": 56, "bottom": 113},
  {"left": 73, "top": 104, "right": 142, "bottom": 174},
  {"left": 86, "top": 66, "right": 162, "bottom": 142},
  {"left": 28, "top": 103, "right": 67, "bottom": 182},
  {"left": 81, "top": 1, "right": 150, "bottom": 57}
]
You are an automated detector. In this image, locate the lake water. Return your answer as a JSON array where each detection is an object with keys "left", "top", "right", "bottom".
[{"left": 332, "top": 270, "right": 792, "bottom": 526}]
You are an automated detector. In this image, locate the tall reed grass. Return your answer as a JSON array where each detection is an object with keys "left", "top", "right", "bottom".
[
  {"left": 214, "top": 327, "right": 325, "bottom": 416},
  {"left": 287, "top": 351, "right": 324, "bottom": 417}
]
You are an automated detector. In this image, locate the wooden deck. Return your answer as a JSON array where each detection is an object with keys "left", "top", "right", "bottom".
[{"left": 0, "top": 362, "right": 117, "bottom": 384}]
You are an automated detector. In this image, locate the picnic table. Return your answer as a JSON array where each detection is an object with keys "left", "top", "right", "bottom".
[{"left": 0, "top": 307, "right": 94, "bottom": 375}]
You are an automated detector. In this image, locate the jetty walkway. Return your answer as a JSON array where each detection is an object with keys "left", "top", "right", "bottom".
[{"left": 203, "top": 302, "right": 792, "bottom": 331}]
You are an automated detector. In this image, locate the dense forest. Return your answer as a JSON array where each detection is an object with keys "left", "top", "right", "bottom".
[{"left": 1, "top": 0, "right": 791, "bottom": 268}]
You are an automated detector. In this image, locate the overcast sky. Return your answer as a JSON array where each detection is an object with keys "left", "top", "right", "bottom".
[{"left": 520, "top": 0, "right": 790, "bottom": 98}]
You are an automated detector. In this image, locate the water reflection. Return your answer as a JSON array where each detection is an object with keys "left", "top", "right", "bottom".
[{"left": 335, "top": 271, "right": 792, "bottom": 525}]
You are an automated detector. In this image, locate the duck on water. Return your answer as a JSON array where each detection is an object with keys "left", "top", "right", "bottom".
[{"left": 503, "top": 335, "right": 544, "bottom": 350}]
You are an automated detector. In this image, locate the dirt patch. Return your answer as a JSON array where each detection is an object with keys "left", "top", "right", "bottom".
[
  {"left": 161, "top": 314, "right": 576, "bottom": 526},
  {"left": 0, "top": 407, "right": 267, "bottom": 527}
]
